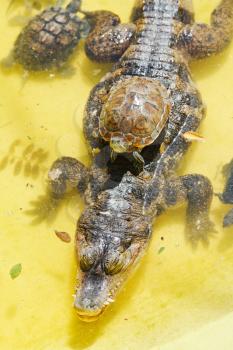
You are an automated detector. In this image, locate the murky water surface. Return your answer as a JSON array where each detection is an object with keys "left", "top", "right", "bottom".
[{"left": 0, "top": 1, "right": 233, "bottom": 349}]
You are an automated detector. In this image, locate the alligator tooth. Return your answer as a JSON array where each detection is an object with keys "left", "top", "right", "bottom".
[{"left": 107, "top": 297, "right": 114, "bottom": 303}]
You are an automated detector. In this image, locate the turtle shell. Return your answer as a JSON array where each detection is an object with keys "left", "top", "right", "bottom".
[
  {"left": 99, "top": 77, "right": 171, "bottom": 153},
  {"left": 13, "top": 6, "right": 86, "bottom": 71}
]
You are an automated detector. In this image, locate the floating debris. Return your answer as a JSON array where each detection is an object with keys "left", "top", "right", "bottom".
[
  {"left": 158, "top": 247, "right": 165, "bottom": 255},
  {"left": 55, "top": 230, "right": 71, "bottom": 243},
  {"left": 10, "top": 263, "right": 22, "bottom": 279},
  {"left": 182, "top": 131, "right": 205, "bottom": 142}
]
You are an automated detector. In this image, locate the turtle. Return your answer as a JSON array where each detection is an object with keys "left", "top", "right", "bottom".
[
  {"left": 99, "top": 76, "right": 171, "bottom": 164},
  {"left": 12, "top": 0, "right": 90, "bottom": 71}
]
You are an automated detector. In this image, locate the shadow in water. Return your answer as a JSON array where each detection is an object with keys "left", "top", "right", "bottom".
[
  {"left": 0, "top": 139, "right": 49, "bottom": 180},
  {"left": 24, "top": 191, "right": 62, "bottom": 225},
  {"left": 24, "top": 188, "right": 80, "bottom": 225}
]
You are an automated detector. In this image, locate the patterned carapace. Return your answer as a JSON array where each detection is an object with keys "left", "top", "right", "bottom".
[{"left": 13, "top": 0, "right": 89, "bottom": 71}]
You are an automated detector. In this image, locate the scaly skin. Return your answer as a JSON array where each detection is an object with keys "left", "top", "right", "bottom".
[
  {"left": 48, "top": 148, "right": 214, "bottom": 321},
  {"left": 83, "top": 0, "right": 233, "bottom": 157},
  {"left": 48, "top": 0, "right": 233, "bottom": 321}
]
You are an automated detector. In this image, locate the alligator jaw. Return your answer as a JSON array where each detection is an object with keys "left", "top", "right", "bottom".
[
  {"left": 75, "top": 307, "right": 105, "bottom": 323},
  {"left": 73, "top": 268, "right": 120, "bottom": 322}
]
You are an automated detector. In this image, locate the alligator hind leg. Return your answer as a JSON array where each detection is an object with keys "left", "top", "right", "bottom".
[
  {"left": 162, "top": 174, "right": 214, "bottom": 246},
  {"left": 83, "top": 11, "right": 135, "bottom": 63},
  {"left": 178, "top": 0, "right": 233, "bottom": 58},
  {"left": 48, "top": 157, "right": 89, "bottom": 198},
  {"left": 181, "top": 174, "right": 215, "bottom": 245}
]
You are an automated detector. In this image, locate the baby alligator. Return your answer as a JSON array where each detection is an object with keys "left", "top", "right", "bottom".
[{"left": 48, "top": 0, "right": 233, "bottom": 321}]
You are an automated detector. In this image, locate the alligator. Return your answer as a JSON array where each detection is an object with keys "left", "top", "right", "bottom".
[{"left": 48, "top": 0, "right": 233, "bottom": 321}]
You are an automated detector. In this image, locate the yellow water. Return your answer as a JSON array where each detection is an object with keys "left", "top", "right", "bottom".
[{"left": 0, "top": 1, "right": 233, "bottom": 349}]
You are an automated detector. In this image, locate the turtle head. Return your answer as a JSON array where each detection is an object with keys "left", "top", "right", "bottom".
[{"left": 110, "top": 135, "right": 133, "bottom": 153}]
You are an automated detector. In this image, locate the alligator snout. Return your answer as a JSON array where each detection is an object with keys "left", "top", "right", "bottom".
[{"left": 74, "top": 270, "right": 115, "bottom": 322}]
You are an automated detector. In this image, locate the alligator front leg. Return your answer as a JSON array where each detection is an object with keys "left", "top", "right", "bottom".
[
  {"left": 178, "top": 0, "right": 233, "bottom": 58},
  {"left": 83, "top": 10, "right": 136, "bottom": 63},
  {"left": 48, "top": 157, "right": 89, "bottom": 198}
]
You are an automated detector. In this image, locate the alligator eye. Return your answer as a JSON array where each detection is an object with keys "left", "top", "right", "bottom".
[
  {"left": 122, "top": 238, "right": 132, "bottom": 250},
  {"left": 80, "top": 248, "right": 98, "bottom": 272},
  {"left": 103, "top": 249, "right": 132, "bottom": 275},
  {"left": 103, "top": 254, "right": 124, "bottom": 275}
]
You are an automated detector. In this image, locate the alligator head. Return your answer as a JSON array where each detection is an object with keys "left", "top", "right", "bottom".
[{"left": 74, "top": 173, "right": 152, "bottom": 322}]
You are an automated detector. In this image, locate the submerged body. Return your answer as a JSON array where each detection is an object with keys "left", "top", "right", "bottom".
[{"left": 48, "top": 0, "right": 233, "bottom": 321}]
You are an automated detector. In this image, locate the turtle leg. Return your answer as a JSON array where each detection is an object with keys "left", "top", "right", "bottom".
[
  {"left": 48, "top": 157, "right": 89, "bottom": 199},
  {"left": 132, "top": 151, "right": 145, "bottom": 173},
  {"left": 161, "top": 174, "right": 214, "bottom": 246},
  {"left": 178, "top": 0, "right": 233, "bottom": 59},
  {"left": 83, "top": 10, "right": 136, "bottom": 63}
]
